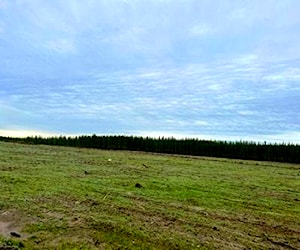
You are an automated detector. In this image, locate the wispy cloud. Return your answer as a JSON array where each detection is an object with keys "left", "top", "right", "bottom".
[
  {"left": 190, "top": 23, "right": 210, "bottom": 37},
  {"left": 0, "top": 1, "right": 299, "bottom": 142},
  {"left": 45, "top": 38, "right": 76, "bottom": 53},
  {"left": 3, "top": 53, "right": 299, "bottom": 139}
]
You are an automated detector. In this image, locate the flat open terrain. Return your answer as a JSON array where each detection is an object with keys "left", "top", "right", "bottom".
[{"left": 0, "top": 141, "right": 299, "bottom": 249}]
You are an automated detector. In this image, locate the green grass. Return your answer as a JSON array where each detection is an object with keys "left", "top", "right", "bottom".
[{"left": 0, "top": 141, "right": 299, "bottom": 249}]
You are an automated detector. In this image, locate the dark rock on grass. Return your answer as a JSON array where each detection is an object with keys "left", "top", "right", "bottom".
[
  {"left": 10, "top": 232, "right": 21, "bottom": 238},
  {"left": 135, "top": 183, "right": 143, "bottom": 188}
]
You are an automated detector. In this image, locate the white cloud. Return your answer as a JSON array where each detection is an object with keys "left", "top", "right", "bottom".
[
  {"left": 263, "top": 68, "right": 300, "bottom": 82},
  {"left": 237, "top": 110, "right": 256, "bottom": 116},
  {"left": 207, "top": 84, "right": 222, "bottom": 90},
  {"left": 99, "top": 26, "right": 149, "bottom": 53},
  {"left": 194, "top": 121, "right": 210, "bottom": 126},
  {"left": 190, "top": 23, "right": 210, "bottom": 37},
  {"left": 232, "top": 54, "right": 258, "bottom": 65},
  {"left": 45, "top": 39, "right": 76, "bottom": 53},
  {"left": 230, "top": 8, "right": 247, "bottom": 20}
]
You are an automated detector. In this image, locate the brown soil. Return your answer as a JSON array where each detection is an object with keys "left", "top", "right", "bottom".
[{"left": 0, "top": 210, "right": 22, "bottom": 238}]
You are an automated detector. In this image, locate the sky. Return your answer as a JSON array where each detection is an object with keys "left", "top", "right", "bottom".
[{"left": 0, "top": 0, "right": 300, "bottom": 143}]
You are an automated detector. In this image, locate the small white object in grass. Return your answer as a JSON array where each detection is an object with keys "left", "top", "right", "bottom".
[{"left": 108, "top": 158, "right": 112, "bottom": 162}]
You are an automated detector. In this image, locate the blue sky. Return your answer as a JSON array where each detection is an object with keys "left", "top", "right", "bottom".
[{"left": 0, "top": 0, "right": 300, "bottom": 143}]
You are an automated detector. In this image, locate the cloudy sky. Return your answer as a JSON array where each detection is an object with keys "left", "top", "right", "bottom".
[{"left": 0, "top": 0, "right": 299, "bottom": 143}]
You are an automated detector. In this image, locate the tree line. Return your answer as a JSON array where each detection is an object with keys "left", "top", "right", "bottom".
[{"left": 0, "top": 135, "right": 299, "bottom": 163}]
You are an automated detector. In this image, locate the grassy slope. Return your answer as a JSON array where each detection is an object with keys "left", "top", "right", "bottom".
[{"left": 0, "top": 141, "right": 299, "bottom": 249}]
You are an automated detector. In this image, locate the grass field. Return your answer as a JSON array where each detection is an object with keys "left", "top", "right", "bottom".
[{"left": 0, "top": 141, "right": 299, "bottom": 249}]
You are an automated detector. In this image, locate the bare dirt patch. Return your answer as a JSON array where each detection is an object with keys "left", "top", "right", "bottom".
[
  {"left": 0, "top": 221, "right": 19, "bottom": 238},
  {"left": 0, "top": 210, "right": 23, "bottom": 238}
]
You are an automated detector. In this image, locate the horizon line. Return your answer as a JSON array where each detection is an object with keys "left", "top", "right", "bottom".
[{"left": 1, "top": 129, "right": 299, "bottom": 145}]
